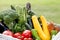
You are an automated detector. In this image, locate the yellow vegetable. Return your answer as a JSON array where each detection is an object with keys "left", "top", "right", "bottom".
[
  {"left": 32, "top": 15, "right": 47, "bottom": 40},
  {"left": 40, "top": 16, "right": 50, "bottom": 40}
]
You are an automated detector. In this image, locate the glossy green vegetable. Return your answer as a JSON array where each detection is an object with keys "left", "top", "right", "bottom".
[{"left": 31, "top": 29, "right": 41, "bottom": 40}]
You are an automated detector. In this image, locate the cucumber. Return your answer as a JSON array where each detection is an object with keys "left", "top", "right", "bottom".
[{"left": 31, "top": 29, "right": 41, "bottom": 40}]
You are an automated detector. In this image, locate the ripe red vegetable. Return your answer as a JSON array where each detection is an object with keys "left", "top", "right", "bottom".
[
  {"left": 23, "top": 38, "right": 33, "bottom": 40},
  {"left": 13, "top": 32, "right": 21, "bottom": 39},
  {"left": 22, "top": 30, "right": 32, "bottom": 38},
  {"left": 48, "top": 22, "right": 55, "bottom": 32},
  {"left": 21, "top": 36, "right": 25, "bottom": 40},
  {"left": 23, "top": 38, "right": 28, "bottom": 40},
  {"left": 28, "top": 38, "right": 33, "bottom": 40},
  {"left": 3, "top": 30, "right": 13, "bottom": 36}
]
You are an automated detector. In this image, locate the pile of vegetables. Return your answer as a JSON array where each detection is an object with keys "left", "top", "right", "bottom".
[{"left": 0, "top": 3, "right": 60, "bottom": 40}]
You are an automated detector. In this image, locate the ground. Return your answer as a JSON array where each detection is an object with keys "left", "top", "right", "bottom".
[{"left": 0, "top": 0, "right": 60, "bottom": 24}]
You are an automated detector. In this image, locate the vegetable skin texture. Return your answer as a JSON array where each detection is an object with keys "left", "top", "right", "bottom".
[
  {"left": 40, "top": 16, "right": 50, "bottom": 40},
  {"left": 32, "top": 15, "right": 47, "bottom": 40},
  {"left": 48, "top": 22, "right": 55, "bottom": 32},
  {"left": 31, "top": 29, "right": 41, "bottom": 40}
]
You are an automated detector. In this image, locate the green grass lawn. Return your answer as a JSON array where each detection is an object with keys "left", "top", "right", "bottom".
[{"left": 0, "top": 0, "right": 60, "bottom": 24}]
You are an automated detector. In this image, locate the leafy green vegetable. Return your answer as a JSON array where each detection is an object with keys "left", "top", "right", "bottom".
[
  {"left": 51, "top": 30, "right": 58, "bottom": 40},
  {"left": 12, "top": 6, "right": 28, "bottom": 32},
  {"left": 13, "top": 24, "right": 21, "bottom": 33},
  {"left": 0, "top": 9, "right": 19, "bottom": 30},
  {"left": 51, "top": 30, "right": 58, "bottom": 35},
  {"left": 16, "top": 6, "right": 27, "bottom": 23},
  {"left": 0, "top": 5, "right": 34, "bottom": 33}
]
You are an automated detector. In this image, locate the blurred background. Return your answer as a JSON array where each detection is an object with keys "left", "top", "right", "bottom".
[{"left": 0, "top": 0, "right": 60, "bottom": 24}]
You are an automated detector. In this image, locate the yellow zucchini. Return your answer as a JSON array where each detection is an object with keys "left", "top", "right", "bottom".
[
  {"left": 40, "top": 16, "right": 50, "bottom": 40},
  {"left": 32, "top": 15, "right": 47, "bottom": 40}
]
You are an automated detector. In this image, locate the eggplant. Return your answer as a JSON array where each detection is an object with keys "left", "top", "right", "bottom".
[{"left": 0, "top": 21, "right": 8, "bottom": 33}]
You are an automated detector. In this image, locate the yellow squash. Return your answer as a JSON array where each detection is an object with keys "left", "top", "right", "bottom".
[
  {"left": 40, "top": 16, "right": 50, "bottom": 40},
  {"left": 32, "top": 15, "right": 47, "bottom": 40}
]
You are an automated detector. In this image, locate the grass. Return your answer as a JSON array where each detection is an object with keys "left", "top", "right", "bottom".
[{"left": 0, "top": 0, "right": 60, "bottom": 24}]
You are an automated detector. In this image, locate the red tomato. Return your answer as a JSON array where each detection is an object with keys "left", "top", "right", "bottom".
[
  {"left": 3, "top": 30, "right": 13, "bottom": 36},
  {"left": 23, "top": 38, "right": 33, "bottom": 40},
  {"left": 13, "top": 32, "right": 21, "bottom": 39},
  {"left": 22, "top": 30, "right": 32, "bottom": 38},
  {"left": 21, "top": 36, "right": 25, "bottom": 40},
  {"left": 23, "top": 38, "right": 28, "bottom": 40},
  {"left": 28, "top": 38, "right": 33, "bottom": 40}
]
